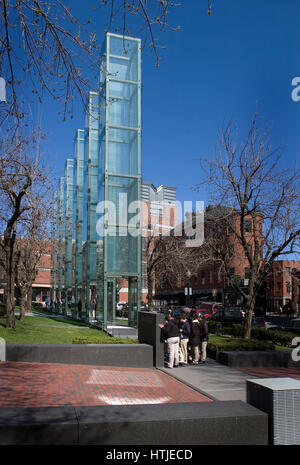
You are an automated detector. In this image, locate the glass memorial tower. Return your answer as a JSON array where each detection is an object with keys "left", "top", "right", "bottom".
[
  {"left": 96, "top": 33, "right": 142, "bottom": 327},
  {"left": 52, "top": 33, "right": 142, "bottom": 328}
]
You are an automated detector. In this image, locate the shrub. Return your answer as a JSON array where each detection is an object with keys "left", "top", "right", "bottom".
[
  {"left": 208, "top": 321, "right": 217, "bottom": 333},
  {"left": 232, "top": 324, "right": 244, "bottom": 338},
  {"left": 209, "top": 321, "right": 294, "bottom": 347},
  {"left": 208, "top": 321, "right": 233, "bottom": 336},
  {"left": 72, "top": 336, "right": 139, "bottom": 344},
  {"left": 251, "top": 327, "right": 295, "bottom": 347},
  {"left": 208, "top": 337, "right": 275, "bottom": 353}
]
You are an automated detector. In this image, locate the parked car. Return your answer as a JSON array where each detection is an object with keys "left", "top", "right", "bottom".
[
  {"left": 116, "top": 301, "right": 126, "bottom": 310},
  {"left": 251, "top": 316, "right": 266, "bottom": 328},
  {"left": 192, "top": 302, "right": 223, "bottom": 319},
  {"left": 210, "top": 307, "right": 245, "bottom": 323},
  {"left": 271, "top": 318, "right": 300, "bottom": 335}
]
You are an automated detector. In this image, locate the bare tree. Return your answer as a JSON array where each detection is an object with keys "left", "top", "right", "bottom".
[
  {"left": 144, "top": 224, "right": 202, "bottom": 311},
  {"left": 0, "top": 128, "right": 50, "bottom": 328},
  {"left": 15, "top": 196, "right": 52, "bottom": 320},
  {"left": 196, "top": 114, "right": 300, "bottom": 338},
  {"left": 0, "top": 0, "right": 181, "bottom": 123}
]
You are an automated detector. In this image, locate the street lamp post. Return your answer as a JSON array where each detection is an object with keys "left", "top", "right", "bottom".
[{"left": 185, "top": 270, "right": 192, "bottom": 307}]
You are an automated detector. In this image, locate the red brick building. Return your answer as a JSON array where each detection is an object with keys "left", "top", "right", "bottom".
[
  {"left": 32, "top": 251, "right": 52, "bottom": 304},
  {"left": 266, "top": 260, "right": 300, "bottom": 315},
  {"left": 155, "top": 205, "right": 264, "bottom": 308},
  {"left": 0, "top": 243, "right": 51, "bottom": 306}
]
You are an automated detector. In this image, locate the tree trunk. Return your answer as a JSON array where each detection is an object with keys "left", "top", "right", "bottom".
[
  {"left": 147, "top": 270, "right": 154, "bottom": 312},
  {"left": 26, "top": 286, "right": 33, "bottom": 313},
  {"left": 5, "top": 236, "right": 16, "bottom": 329},
  {"left": 243, "top": 297, "right": 255, "bottom": 339},
  {"left": 19, "top": 288, "right": 26, "bottom": 322}
]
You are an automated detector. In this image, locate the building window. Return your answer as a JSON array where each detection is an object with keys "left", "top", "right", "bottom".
[
  {"left": 277, "top": 282, "right": 282, "bottom": 291},
  {"left": 244, "top": 267, "right": 251, "bottom": 279},
  {"left": 286, "top": 267, "right": 291, "bottom": 277},
  {"left": 201, "top": 271, "right": 205, "bottom": 285},
  {"left": 228, "top": 244, "right": 234, "bottom": 258},
  {"left": 286, "top": 282, "right": 291, "bottom": 293},
  {"left": 246, "top": 243, "right": 252, "bottom": 258},
  {"left": 244, "top": 220, "right": 252, "bottom": 233}
]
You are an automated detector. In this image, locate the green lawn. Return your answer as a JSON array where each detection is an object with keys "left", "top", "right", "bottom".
[{"left": 0, "top": 314, "right": 108, "bottom": 344}]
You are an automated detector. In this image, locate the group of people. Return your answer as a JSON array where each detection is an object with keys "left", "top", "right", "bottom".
[{"left": 159, "top": 311, "right": 208, "bottom": 369}]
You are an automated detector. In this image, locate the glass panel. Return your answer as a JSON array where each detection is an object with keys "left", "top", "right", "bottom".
[
  {"left": 107, "top": 176, "right": 139, "bottom": 224},
  {"left": 108, "top": 81, "right": 138, "bottom": 128},
  {"left": 109, "top": 35, "right": 138, "bottom": 58},
  {"left": 109, "top": 36, "right": 138, "bottom": 82},
  {"left": 128, "top": 277, "right": 138, "bottom": 326},
  {"left": 107, "top": 128, "right": 138, "bottom": 175},
  {"left": 107, "top": 280, "right": 115, "bottom": 322},
  {"left": 106, "top": 230, "right": 139, "bottom": 274}
]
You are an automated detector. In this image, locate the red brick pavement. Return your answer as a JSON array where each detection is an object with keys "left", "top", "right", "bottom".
[
  {"left": 0, "top": 362, "right": 212, "bottom": 408},
  {"left": 237, "top": 367, "right": 300, "bottom": 380}
]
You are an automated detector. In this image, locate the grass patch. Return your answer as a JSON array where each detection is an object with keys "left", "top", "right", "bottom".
[{"left": 0, "top": 315, "right": 108, "bottom": 344}]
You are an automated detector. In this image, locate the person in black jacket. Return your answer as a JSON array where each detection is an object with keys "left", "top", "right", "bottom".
[
  {"left": 159, "top": 314, "right": 180, "bottom": 368},
  {"left": 198, "top": 314, "right": 208, "bottom": 364},
  {"left": 189, "top": 313, "right": 201, "bottom": 364}
]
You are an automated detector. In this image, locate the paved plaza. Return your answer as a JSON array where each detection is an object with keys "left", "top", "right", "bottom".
[
  {"left": 0, "top": 362, "right": 211, "bottom": 408},
  {"left": 159, "top": 359, "right": 300, "bottom": 402},
  {"left": 0, "top": 358, "right": 299, "bottom": 408}
]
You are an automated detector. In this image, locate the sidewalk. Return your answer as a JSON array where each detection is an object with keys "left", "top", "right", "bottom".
[{"left": 159, "top": 358, "right": 300, "bottom": 402}]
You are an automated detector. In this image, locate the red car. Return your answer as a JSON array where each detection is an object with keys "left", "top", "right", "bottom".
[{"left": 192, "top": 302, "right": 223, "bottom": 319}]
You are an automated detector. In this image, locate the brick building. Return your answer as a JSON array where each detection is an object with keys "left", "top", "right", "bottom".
[
  {"left": 0, "top": 242, "right": 51, "bottom": 306},
  {"left": 31, "top": 251, "right": 52, "bottom": 304},
  {"left": 155, "top": 205, "right": 264, "bottom": 308},
  {"left": 266, "top": 260, "right": 300, "bottom": 315}
]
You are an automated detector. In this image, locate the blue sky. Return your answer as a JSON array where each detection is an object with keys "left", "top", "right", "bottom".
[{"left": 39, "top": 0, "right": 300, "bottom": 208}]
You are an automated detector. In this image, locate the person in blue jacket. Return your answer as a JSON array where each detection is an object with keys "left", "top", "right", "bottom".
[{"left": 179, "top": 316, "right": 191, "bottom": 366}]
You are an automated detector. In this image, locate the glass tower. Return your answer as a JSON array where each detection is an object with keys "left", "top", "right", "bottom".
[
  {"left": 63, "top": 158, "right": 74, "bottom": 313},
  {"left": 57, "top": 176, "right": 65, "bottom": 311},
  {"left": 96, "top": 33, "right": 142, "bottom": 327},
  {"left": 83, "top": 92, "right": 99, "bottom": 319},
  {"left": 73, "top": 129, "right": 85, "bottom": 315},
  {"left": 52, "top": 33, "right": 142, "bottom": 327}
]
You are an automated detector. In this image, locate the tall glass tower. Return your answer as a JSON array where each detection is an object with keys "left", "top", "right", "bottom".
[
  {"left": 73, "top": 129, "right": 85, "bottom": 316},
  {"left": 96, "top": 33, "right": 142, "bottom": 327},
  {"left": 52, "top": 33, "right": 142, "bottom": 328},
  {"left": 64, "top": 158, "right": 74, "bottom": 313}
]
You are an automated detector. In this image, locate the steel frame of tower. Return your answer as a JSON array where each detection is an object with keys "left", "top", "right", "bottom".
[
  {"left": 96, "top": 33, "right": 142, "bottom": 327},
  {"left": 73, "top": 129, "right": 85, "bottom": 317},
  {"left": 52, "top": 33, "right": 142, "bottom": 327}
]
